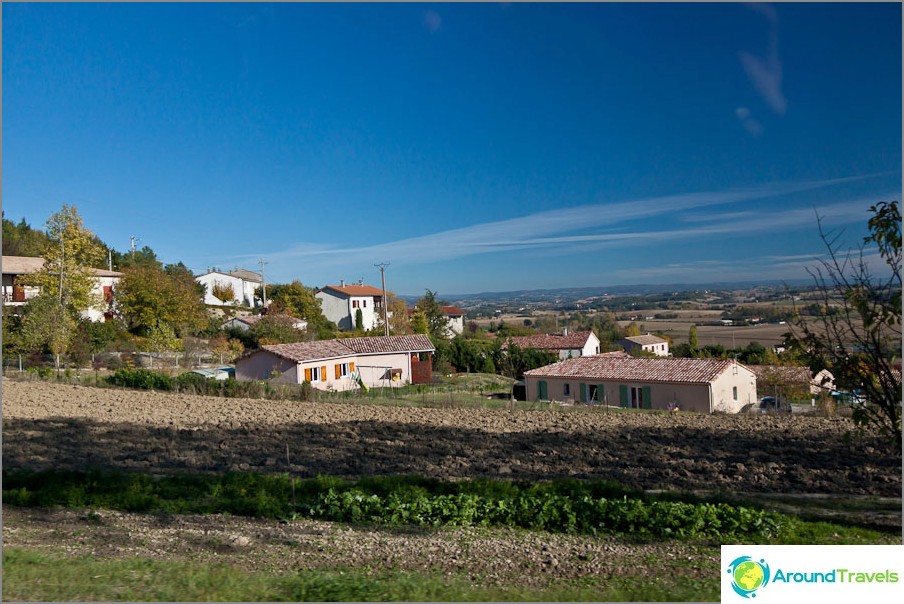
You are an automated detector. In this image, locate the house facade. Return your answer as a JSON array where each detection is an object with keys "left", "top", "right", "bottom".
[
  {"left": 235, "top": 334, "right": 434, "bottom": 390},
  {"left": 503, "top": 330, "right": 601, "bottom": 360},
  {"left": 196, "top": 268, "right": 263, "bottom": 308},
  {"left": 1, "top": 255, "right": 121, "bottom": 322},
  {"left": 442, "top": 306, "right": 466, "bottom": 336},
  {"left": 315, "top": 281, "right": 385, "bottom": 331},
  {"left": 524, "top": 356, "right": 757, "bottom": 413},
  {"left": 620, "top": 334, "right": 670, "bottom": 357}
]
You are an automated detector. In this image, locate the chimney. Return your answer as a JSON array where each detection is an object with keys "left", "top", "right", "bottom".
[{"left": 340, "top": 279, "right": 345, "bottom": 287}]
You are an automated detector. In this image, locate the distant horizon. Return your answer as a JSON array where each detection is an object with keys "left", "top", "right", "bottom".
[{"left": 4, "top": 3, "right": 900, "bottom": 295}]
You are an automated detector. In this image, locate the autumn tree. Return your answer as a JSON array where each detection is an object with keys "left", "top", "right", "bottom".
[
  {"left": 250, "top": 314, "right": 307, "bottom": 346},
  {"left": 268, "top": 280, "right": 335, "bottom": 338},
  {"left": 116, "top": 264, "right": 208, "bottom": 337},
  {"left": 22, "top": 205, "right": 107, "bottom": 313},
  {"left": 384, "top": 292, "right": 412, "bottom": 335},
  {"left": 788, "top": 201, "right": 902, "bottom": 451},
  {"left": 18, "top": 294, "right": 78, "bottom": 370},
  {"left": 211, "top": 281, "right": 236, "bottom": 304}
]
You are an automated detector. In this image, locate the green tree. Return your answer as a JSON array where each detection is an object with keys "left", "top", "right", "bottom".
[
  {"left": 145, "top": 322, "right": 182, "bottom": 369},
  {"left": 789, "top": 201, "right": 902, "bottom": 451},
  {"left": 18, "top": 294, "right": 78, "bottom": 370},
  {"left": 268, "top": 281, "right": 335, "bottom": 338},
  {"left": 688, "top": 324, "right": 698, "bottom": 350},
  {"left": 116, "top": 264, "right": 208, "bottom": 337},
  {"left": 355, "top": 308, "right": 364, "bottom": 331},
  {"left": 415, "top": 289, "right": 450, "bottom": 340},
  {"left": 411, "top": 310, "right": 429, "bottom": 335},
  {"left": 2, "top": 213, "right": 50, "bottom": 257},
  {"left": 250, "top": 314, "right": 307, "bottom": 346},
  {"left": 21, "top": 205, "right": 107, "bottom": 313}
]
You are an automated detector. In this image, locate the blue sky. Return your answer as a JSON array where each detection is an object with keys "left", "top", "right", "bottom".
[{"left": 3, "top": 2, "right": 901, "bottom": 296}]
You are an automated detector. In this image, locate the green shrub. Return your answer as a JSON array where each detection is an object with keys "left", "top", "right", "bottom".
[{"left": 106, "top": 368, "right": 174, "bottom": 391}]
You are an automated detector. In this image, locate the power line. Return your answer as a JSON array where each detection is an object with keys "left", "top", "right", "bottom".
[{"left": 375, "top": 262, "right": 390, "bottom": 336}]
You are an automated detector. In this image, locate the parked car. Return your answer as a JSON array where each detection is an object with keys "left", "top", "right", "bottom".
[{"left": 759, "top": 396, "right": 792, "bottom": 413}]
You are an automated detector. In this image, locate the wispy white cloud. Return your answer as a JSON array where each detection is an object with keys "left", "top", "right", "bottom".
[
  {"left": 740, "top": 3, "right": 787, "bottom": 115},
  {"left": 239, "top": 176, "right": 881, "bottom": 278}
]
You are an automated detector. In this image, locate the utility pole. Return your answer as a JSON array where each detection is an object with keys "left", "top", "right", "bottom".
[
  {"left": 375, "top": 262, "right": 390, "bottom": 336},
  {"left": 260, "top": 257, "right": 268, "bottom": 308},
  {"left": 130, "top": 235, "right": 140, "bottom": 259},
  {"left": 108, "top": 249, "right": 113, "bottom": 271}
]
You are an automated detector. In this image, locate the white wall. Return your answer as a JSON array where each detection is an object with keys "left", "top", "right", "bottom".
[{"left": 196, "top": 273, "right": 246, "bottom": 306}]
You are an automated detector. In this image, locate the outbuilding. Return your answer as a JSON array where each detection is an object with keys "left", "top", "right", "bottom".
[{"left": 524, "top": 356, "right": 757, "bottom": 413}]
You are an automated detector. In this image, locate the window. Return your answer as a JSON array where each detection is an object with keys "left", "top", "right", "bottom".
[
  {"left": 352, "top": 300, "right": 359, "bottom": 309},
  {"left": 733, "top": 386, "right": 738, "bottom": 400},
  {"left": 305, "top": 366, "right": 324, "bottom": 382},
  {"left": 363, "top": 299, "right": 367, "bottom": 308},
  {"left": 563, "top": 383, "right": 571, "bottom": 396},
  {"left": 335, "top": 363, "right": 351, "bottom": 379}
]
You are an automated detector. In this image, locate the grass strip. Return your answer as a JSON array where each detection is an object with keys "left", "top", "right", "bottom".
[{"left": 1, "top": 547, "right": 720, "bottom": 602}]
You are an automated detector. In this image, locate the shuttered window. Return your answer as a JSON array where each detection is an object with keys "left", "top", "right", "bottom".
[
  {"left": 579, "top": 383, "right": 587, "bottom": 403},
  {"left": 619, "top": 385, "right": 628, "bottom": 407}
]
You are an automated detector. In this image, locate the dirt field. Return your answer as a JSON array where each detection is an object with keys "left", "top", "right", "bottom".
[
  {"left": 3, "top": 378, "right": 901, "bottom": 593},
  {"left": 3, "top": 379, "right": 900, "bottom": 496}
]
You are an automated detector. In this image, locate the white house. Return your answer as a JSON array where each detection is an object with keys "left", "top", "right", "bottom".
[
  {"left": 315, "top": 281, "right": 385, "bottom": 331},
  {"left": 442, "top": 306, "right": 466, "bottom": 336},
  {"left": 502, "top": 330, "right": 601, "bottom": 360},
  {"left": 524, "top": 356, "right": 757, "bottom": 414},
  {"left": 235, "top": 334, "right": 435, "bottom": 390},
  {"left": 1, "top": 255, "right": 122, "bottom": 322},
  {"left": 620, "top": 334, "right": 670, "bottom": 357},
  {"left": 196, "top": 268, "right": 263, "bottom": 308}
]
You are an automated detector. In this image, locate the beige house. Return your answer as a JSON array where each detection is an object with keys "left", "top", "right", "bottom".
[
  {"left": 502, "top": 330, "right": 601, "bottom": 359},
  {"left": 620, "top": 333, "right": 670, "bottom": 356},
  {"left": 524, "top": 356, "right": 757, "bottom": 413},
  {"left": 1, "top": 255, "right": 121, "bottom": 322},
  {"left": 235, "top": 334, "right": 434, "bottom": 390}
]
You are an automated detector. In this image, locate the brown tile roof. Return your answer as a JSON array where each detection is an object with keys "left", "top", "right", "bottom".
[
  {"left": 260, "top": 340, "right": 356, "bottom": 363},
  {"left": 250, "top": 334, "right": 435, "bottom": 363},
  {"left": 340, "top": 334, "right": 435, "bottom": 354},
  {"left": 524, "top": 356, "right": 745, "bottom": 384},
  {"left": 442, "top": 305, "right": 465, "bottom": 316},
  {"left": 320, "top": 284, "right": 385, "bottom": 297},
  {"left": 1, "top": 255, "right": 122, "bottom": 277},
  {"left": 622, "top": 334, "right": 668, "bottom": 346},
  {"left": 502, "top": 331, "right": 594, "bottom": 351}
]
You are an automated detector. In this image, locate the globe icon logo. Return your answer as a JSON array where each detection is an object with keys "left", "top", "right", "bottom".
[{"left": 727, "top": 556, "right": 770, "bottom": 598}]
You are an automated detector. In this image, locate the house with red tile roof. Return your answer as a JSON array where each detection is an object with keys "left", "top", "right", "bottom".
[
  {"left": 501, "top": 330, "right": 601, "bottom": 360},
  {"left": 235, "top": 334, "right": 434, "bottom": 390},
  {"left": 315, "top": 280, "right": 385, "bottom": 331},
  {"left": 524, "top": 356, "right": 756, "bottom": 413}
]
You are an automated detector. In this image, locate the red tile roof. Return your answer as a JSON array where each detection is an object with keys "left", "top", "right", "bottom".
[
  {"left": 747, "top": 365, "right": 813, "bottom": 383},
  {"left": 442, "top": 305, "right": 465, "bottom": 316},
  {"left": 320, "top": 284, "right": 385, "bottom": 297},
  {"left": 502, "top": 331, "right": 594, "bottom": 351},
  {"left": 251, "top": 334, "right": 435, "bottom": 363},
  {"left": 340, "top": 334, "right": 435, "bottom": 354},
  {"left": 524, "top": 356, "right": 747, "bottom": 384}
]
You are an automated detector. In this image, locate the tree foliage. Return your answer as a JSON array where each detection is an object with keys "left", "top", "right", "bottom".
[
  {"left": 21, "top": 205, "right": 107, "bottom": 312},
  {"left": 385, "top": 292, "right": 412, "bottom": 335},
  {"left": 211, "top": 281, "right": 236, "bottom": 304},
  {"left": 250, "top": 314, "right": 307, "bottom": 346},
  {"left": 268, "top": 281, "right": 335, "bottom": 339},
  {"left": 116, "top": 264, "right": 208, "bottom": 337},
  {"left": 17, "top": 294, "right": 78, "bottom": 367},
  {"left": 2, "top": 213, "right": 50, "bottom": 257},
  {"left": 789, "top": 201, "right": 902, "bottom": 451},
  {"left": 415, "top": 289, "right": 450, "bottom": 340}
]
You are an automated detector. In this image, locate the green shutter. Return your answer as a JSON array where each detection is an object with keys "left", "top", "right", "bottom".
[
  {"left": 599, "top": 385, "right": 606, "bottom": 405},
  {"left": 643, "top": 386, "right": 652, "bottom": 410},
  {"left": 579, "top": 383, "right": 587, "bottom": 403},
  {"left": 619, "top": 385, "right": 628, "bottom": 407},
  {"left": 538, "top": 380, "right": 548, "bottom": 400}
]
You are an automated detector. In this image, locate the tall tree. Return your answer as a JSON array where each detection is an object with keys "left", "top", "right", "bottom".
[
  {"left": 116, "top": 264, "right": 208, "bottom": 337},
  {"left": 2, "top": 213, "right": 50, "bottom": 257},
  {"left": 415, "top": 289, "right": 450, "bottom": 340},
  {"left": 18, "top": 294, "right": 78, "bottom": 370},
  {"left": 688, "top": 324, "right": 698, "bottom": 350},
  {"left": 789, "top": 201, "right": 902, "bottom": 451},
  {"left": 22, "top": 205, "right": 106, "bottom": 313},
  {"left": 268, "top": 280, "right": 335, "bottom": 339}
]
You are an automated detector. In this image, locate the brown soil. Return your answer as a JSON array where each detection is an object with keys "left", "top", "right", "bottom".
[{"left": 2, "top": 378, "right": 901, "bottom": 590}]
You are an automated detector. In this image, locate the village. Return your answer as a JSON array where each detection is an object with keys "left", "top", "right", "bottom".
[{"left": 1, "top": 209, "right": 852, "bottom": 417}]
